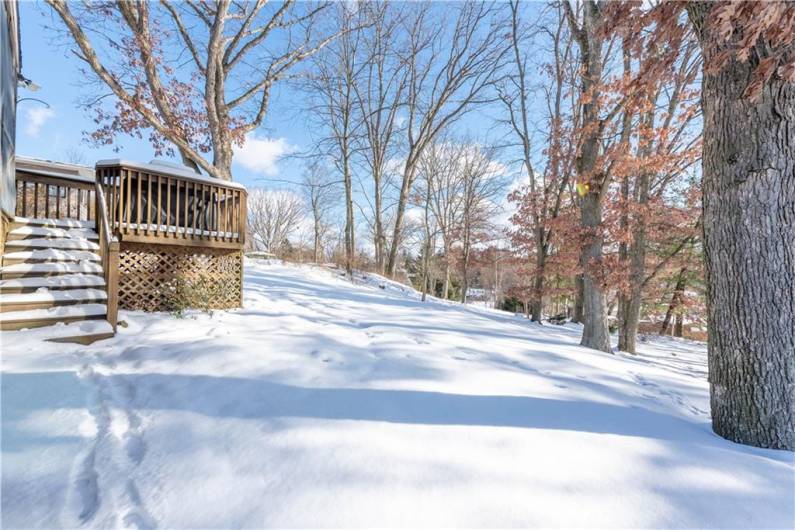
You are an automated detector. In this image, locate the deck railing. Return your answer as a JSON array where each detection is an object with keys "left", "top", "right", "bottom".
[
  {"left": 15, "top": 171, "right": 95, "bottom": 221},
  {"left": 96, "top": 162, "right": 246, "bottom": 249}
]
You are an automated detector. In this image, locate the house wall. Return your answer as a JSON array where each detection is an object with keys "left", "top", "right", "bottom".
[{"left": 1, "top": 0, "right": 20, "bottom": 218}]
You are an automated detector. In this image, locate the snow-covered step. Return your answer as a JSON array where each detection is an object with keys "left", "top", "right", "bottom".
[
  {"left": 5, "top": 237, "right": 100, "bottom": 251},
  {"left": 0, "top": 303, "right": 107, "bottom": 331},
  {"left": 0, "top": 273, "right": 106, "bottom": 293},
  {"left": 6, "top": 225, "right": 99, "bottom": 241},
  {"left": 0, "top": 288, "right": 107, "bottom": 312},
  {"left": 12, "top": 217, "right": 95, "bottom": 230},
  {"left": 0, "top": 261, "right": 103, "bottom": 279},
  {"left": 2, "top": 249, "right": 101, "bottom": 265},
  {"left": 1, "top": 319, "right": 114, "bottom": 345}
]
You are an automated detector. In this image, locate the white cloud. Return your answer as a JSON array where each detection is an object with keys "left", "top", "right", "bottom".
[
  {"left": 24, "top": 106, "right": 55, "bottom": 137},
  {"left": 233, "top": 134, "right": 295, "bottom": 176}
]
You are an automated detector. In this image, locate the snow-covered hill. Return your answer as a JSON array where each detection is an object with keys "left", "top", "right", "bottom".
[{"left": 2, "top": 260, "right": 793, "bottom": 528}]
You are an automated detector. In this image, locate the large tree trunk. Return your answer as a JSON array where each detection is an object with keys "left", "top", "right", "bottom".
[
  {"left": 618, "top": 169, "right": 650, "bottom": 354},
  {"left": 689, "top": 4, "right": 795, "bottom": 450},
  {"left": 566, "top": 0, "right": 611, "bottom": 353},
  {"left": 579, "top": 193, "right": 612, "bottom": 353}
]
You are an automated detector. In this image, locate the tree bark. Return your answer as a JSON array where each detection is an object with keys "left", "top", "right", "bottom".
[
  {"left": 673, "top": 313, "right": 683, "bottom": 338},
  {"left": 565, "top": 0, "right": 611, "bottom": 353},
  {"left": 572, "top": 274, "right": 585, "bottom": 323},
  {"left": 660, "top": 267, "right": 687, "bottom": 335},
  {"left": 689, "top": 3, "right": 795, "bottom": 450},
  {"left": 530, "top": 238, "right": 546, "bottom": 322},
  {"left": 579, "top": 192, "right": 611, "bottom": 353}
]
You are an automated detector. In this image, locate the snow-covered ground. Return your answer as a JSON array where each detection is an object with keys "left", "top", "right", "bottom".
[{"left": 2, "top": 260, "right": 793, "bottom": 528}]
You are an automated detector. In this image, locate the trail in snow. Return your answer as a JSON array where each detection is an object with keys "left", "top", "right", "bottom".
[
  {"left": 2, "top": 259, "right": 793, "bottom": 529},
  {"left": 67, "top": 351, "right": 156, "bottom": 530}
]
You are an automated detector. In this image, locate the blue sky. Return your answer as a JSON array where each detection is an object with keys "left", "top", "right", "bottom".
[
  {"left": 14, "top": 0, "right": 548, "bottom": 221},
  {"left": 14, "top": 1, "right": 320, "bottom": 190}
]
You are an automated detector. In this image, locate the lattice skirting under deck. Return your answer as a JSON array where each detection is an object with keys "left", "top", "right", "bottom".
[{"left": 118, "top": 242, "right": 243, "bottom": 312}]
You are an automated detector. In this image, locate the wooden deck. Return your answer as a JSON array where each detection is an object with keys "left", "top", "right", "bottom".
[{"left": 3, "top": 159, "right": 248, "bottom": 339}]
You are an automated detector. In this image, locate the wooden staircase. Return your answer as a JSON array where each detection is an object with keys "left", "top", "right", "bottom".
[{"left": 0, "top": 217, "right": 115, "bottom": 344}]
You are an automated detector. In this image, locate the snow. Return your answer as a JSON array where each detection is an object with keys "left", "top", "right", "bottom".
[
  {"left": 0, "top": 303, "right": 107, "bottom": 323},
  {"left": 8, "top": 226, "right": 98, "bottom": 239},
  {"left": 0, "top": 273, "right": 105, "bottom": 291},
  {"left": 2, "top": 260, "right": 792, "bottom": 528},
  {"left": 0, "top": 288, "right": 107, "bottom": 305},
  {"left": 124, "top": 223, "right": 239, "bottom": 238},
  {"left": 0, "top": 261, "right": 103, "bottom": 275},
  {"left": 5, "top": 237, "right": 101, "bottom": 251},
  {"left": 2, "top": 249, "right": 101, "bottom": 262},
  {"left": 96, "top": 158, "right": 247, "bottom": 190},
  {"left": 13, "top": 217, "right": 96, "bottom": 229},
  {"left": 0, "top": 319, "right": 113, "bottom": 342}
]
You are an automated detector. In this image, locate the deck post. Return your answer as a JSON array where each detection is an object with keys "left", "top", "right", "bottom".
[{"left": 106, "top": 240, "right": 120, "bottom": 330}]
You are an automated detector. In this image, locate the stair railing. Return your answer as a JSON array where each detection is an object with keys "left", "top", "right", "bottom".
[{"left": 94, "top": 181, "right": 119, "bottom": 331}]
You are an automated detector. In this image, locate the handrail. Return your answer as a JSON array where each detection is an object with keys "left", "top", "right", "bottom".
[
  {"left": 15, "top": 171, "right": 95, "bottom": 221},
  {"left": 94, "top": 180, "right": 119, "bottom": 331},
  {"left": 17, "top": 168, "right": 95, "bottom": 186}
]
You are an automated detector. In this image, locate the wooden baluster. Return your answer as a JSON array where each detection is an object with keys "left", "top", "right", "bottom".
[
  {"left": 223, "top": 189, "right": 229, "bottom": 241},
  {"left": 232, "top": 190, "right": 238, "bottom": 241},
  {"left": 105, "top": 170, "right": 110, "bottom": 228},
  {"left": 201, "top": 184, "right": 207, "bottom": 237},
  {"left": 44, "top": 184, "right": 50, "bottom": 218},
  {"left": 191, "top": 182, "right": 198, "bottom": 238},
  {"left": 239, "top": 191, "right": 246, "bottom": 246},
  {"left": 125, "top": 169, "right": 132, "bottom": 235},
  {"left": 118, "top": 170, "right": 125, "bottom": 232},
  {"left": 21, "top": 182, "right": 27, "bottom": 217},
  {"left": 136, "top": 172, "right": 142, "bottom": 234},
  {"left": 216, "top": 189, "right": 223, "bottom": 241},
  {"left": 67, "top": 185, "right": 72, "bottom": 219},
  {"left": 183, "top": 181, "right": 189, "bottom": 238},
  {"left": 33, "top": 182, "right": 39, "bottom": 218},
  {"left": 167, "top": 177, "right": 173, "bottom": 237},
  {"left": 225, "top": 190, "right": 231, "bottom": 241},
  {"left": 236, "top": 190, "right": 242, "bottom": 243},
  {"left": 214, "top": 187, "right": 220, "bottom": 241},
  {"left": 157, "top": 174, "right": 162, "bottom": 236},
  {"left": 145, "top": 173, "right": 151, "bottom": 235}
]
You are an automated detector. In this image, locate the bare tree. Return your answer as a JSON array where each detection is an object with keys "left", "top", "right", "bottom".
[
  {"left": 248, "top": 189, "right": 305, "bottom": 256},
  {"left": 306, "top": 2, "right": 366, "bottom": 276},
  {"left": 302, "top": 163, "right": 335, "bottom": 263},
  {"left": 420, "top": 140, "right": 464, "bottom": 299},
  {"left": 47, "top": 0, "right": 339, "bottom": 180},
  {"left": 384, "top": 2, "right": 509, "bottom": 277},
  {"left": 457, "top": 144, "right": 506, "bottom": 304},
  {"left": 498, "top": 1, "right": 576, "bottom": 322},
  {"left": 353, "top": 1, "right": 407, "bottom": 275}
]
